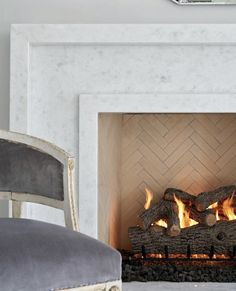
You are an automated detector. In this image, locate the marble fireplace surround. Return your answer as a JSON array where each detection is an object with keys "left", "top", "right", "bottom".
[{"left": 10, "top": 24, "right": 236, "bottom": 246}]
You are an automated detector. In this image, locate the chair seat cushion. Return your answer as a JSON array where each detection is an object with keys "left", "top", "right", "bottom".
[{"left": 0, "top": 218, "right": 121, "bottom": 291}]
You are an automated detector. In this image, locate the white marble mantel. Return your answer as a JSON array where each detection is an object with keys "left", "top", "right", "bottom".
[{"left": 10, "top": 24, "right": 236, "bottom": 242}]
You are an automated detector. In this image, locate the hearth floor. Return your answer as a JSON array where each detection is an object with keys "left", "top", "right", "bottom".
[{"left": 123, "top": 282, "right": 236, "bottom": 291}]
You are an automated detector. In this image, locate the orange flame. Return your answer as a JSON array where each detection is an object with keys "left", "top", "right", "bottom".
[
  {"left": 144, "top": 188, "right": 153, "bottom": 210},
  {"left": 189, "top": 218, "right": 198, "bottom": 227},
  {"left": 174, "top": 194, "right": 186, "bottom": 228},
  {"left": 143, "top": 188, "right": 236, "bottom": 232},
  {"left": 174, "top": 194, "right": 198, "bottom": 228},
  {"left": 155, "top": 219, "right": 167, "bottom": 228},
  {"left": 208, "top": 202, "right": 220, "bottom": 221},
  {"left": 223, "top": 193, "right": 236, "bottom": 220},
  {"left": 145, "top": 188, "right": 167, "bottom": 228}
]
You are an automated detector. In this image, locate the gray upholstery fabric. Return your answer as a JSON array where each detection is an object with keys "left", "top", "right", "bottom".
[
  {"left": 0, "top": 139, "right": 64, "bottom": 200},
  {"left": 0, "top": 218, "right": 121, "bottom": 291}
]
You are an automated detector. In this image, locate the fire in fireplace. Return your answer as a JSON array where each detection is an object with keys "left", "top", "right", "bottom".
[
  {"left": 98, "top": 113, "right": 236, "bottom": 281},
  {"left": 121, "top": 185, "right": 236, "bottom": 282}
]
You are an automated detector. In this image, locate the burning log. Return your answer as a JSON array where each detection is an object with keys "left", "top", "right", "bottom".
[
  {"left": 139, "top": 199, "right": 169, "bottom": 230},
  {"left": 166, "top": 202, "right": 180, "bottom": 237},
  {"left": 128, "top": 220, "right": 236, "bottom": 255},
  {"left": 139, "top": 185, "right": 236, "bottom": 240},
  {"left": 187, "top": 205, "right": 216, "bottom": 227},
  {"left": 149, "top": 224, "right": 165, "bottom": 235},
  {"left": 140, "top": 199, "right": 180, "bottom": 236},
  {"left": 194, "top": 185, "right": 236, "bottom": 212},
  {"left": 164, "top": 188, "right": 196, "bottom": 205}
]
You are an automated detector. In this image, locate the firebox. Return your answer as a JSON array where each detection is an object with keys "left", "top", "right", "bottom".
[
  {"left": 125, "top": 185, "right": 236, "bottom": 282},
  {"left": 98, "top": 112, "right": 236, "bottom": 282}
]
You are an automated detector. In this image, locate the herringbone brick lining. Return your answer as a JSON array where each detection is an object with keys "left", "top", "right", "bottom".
[{"left": 120, "top": 113, "right": 236, "bottom": 249}]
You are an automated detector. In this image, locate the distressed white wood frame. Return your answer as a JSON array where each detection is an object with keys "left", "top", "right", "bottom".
[
  {"left": 0, "top": 130, "right": 79, "bottom": 231},
  {"left": 60, "top": 280, "right": 121, "bottom": 291},
  {"left": 10, "top": 24, "right": 236, "bottom": 240}
]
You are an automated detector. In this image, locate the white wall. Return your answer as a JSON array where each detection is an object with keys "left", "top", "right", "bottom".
[{"left": 0, "top": 0, "right": 236, "bottom": 217}]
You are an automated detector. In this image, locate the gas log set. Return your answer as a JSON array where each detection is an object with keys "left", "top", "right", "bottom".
[{"left": 121, "top": 185, "right": 236, "bottom": 282}]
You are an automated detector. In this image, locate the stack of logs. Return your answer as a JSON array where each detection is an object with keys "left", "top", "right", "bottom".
[{"left": 129, "top": 185, "right": 236, "bottom": 255}]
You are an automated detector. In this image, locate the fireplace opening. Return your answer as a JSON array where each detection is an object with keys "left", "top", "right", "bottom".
[
  {"left": 124, "top": 186, "right": 236, "bottom": 282},
  {"left": 98, "top": 113, "right": 236, "bottom": 282}
]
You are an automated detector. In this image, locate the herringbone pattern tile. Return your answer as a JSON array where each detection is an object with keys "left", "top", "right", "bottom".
[{"left": 120, "top": 113, "right": 236, "bottom": 248}]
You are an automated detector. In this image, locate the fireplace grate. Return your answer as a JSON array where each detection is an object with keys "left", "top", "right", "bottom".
[
  {"left": 120, "top": 247, "right": 236, "bottom": 282},
  {"left": 137, "top": 244, "right": 236, "bottom": 262}
]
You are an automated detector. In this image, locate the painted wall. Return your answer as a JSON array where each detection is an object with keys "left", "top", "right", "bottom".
[{"left": 0, "top": 0, "right": 236, "bottom": 216}]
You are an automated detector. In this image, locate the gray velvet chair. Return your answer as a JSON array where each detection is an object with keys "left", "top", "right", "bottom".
[{"left": 0, "top": 130, "right": 121, "bottom": 291}]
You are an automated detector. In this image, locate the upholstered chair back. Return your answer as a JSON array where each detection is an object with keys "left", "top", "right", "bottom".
[{"left": 0, "top": 130, "right": 79, "bottom": 231}]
